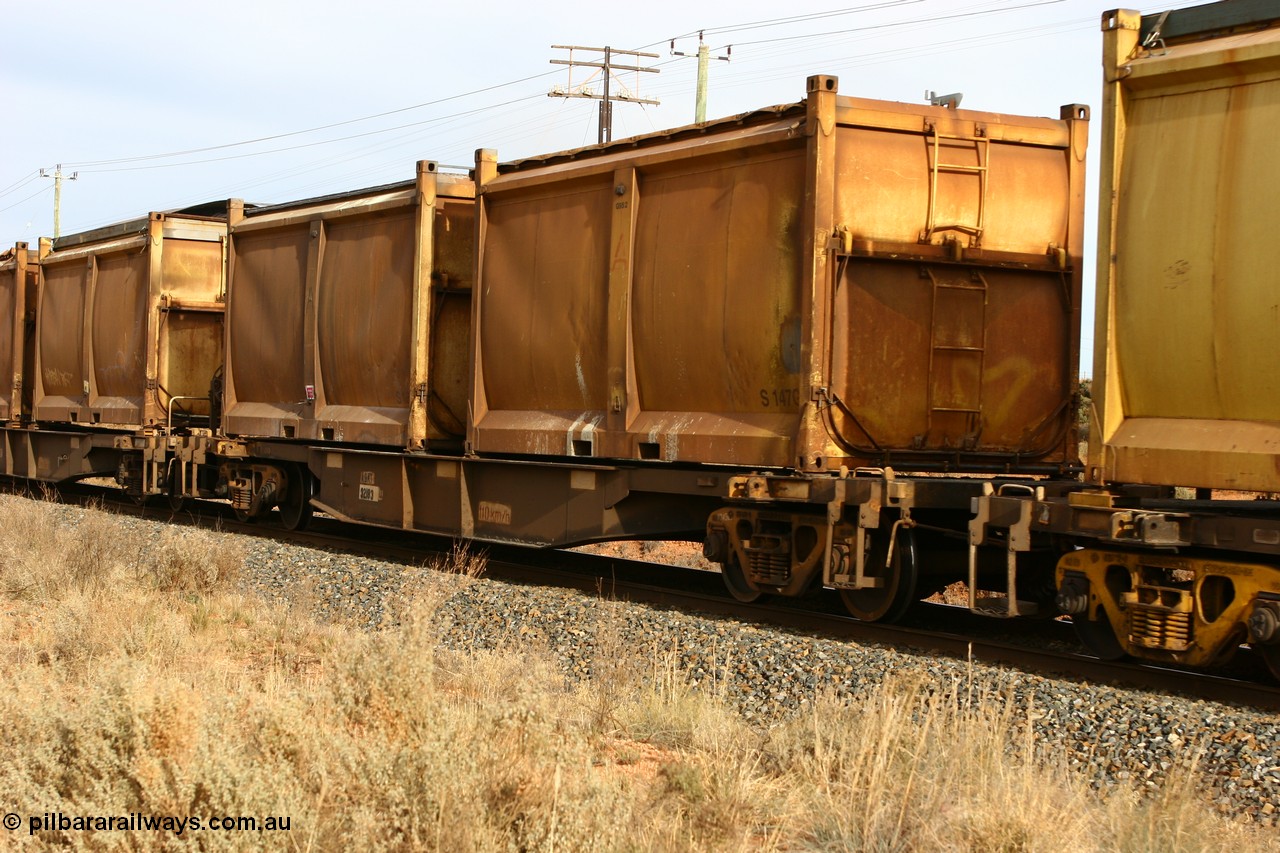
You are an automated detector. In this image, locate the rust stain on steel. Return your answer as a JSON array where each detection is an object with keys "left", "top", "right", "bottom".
[
  {"left": 224, "top": 169, "right": 475, "bottom": 447},
  {"left": 33, "top": 212, "right": 228, "bottom": 429},
  {"left": 473, "top": 76, "right": 1085, "bottom": 472},
  {"left": 0, "top": 243, "right": 41, "bottom": 422}
]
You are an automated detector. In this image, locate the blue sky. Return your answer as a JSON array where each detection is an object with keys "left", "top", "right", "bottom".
[{"left": 0, "top": 0, "right": 1204, "bottom": 373}]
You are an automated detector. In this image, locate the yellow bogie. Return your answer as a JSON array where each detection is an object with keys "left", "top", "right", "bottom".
[{"left": 1057, "top": 549, "right": 1280, "bottom": 673}]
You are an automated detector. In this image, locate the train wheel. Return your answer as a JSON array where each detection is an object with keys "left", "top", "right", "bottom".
[
  {"left": 279, "top": 465, "right": 314, "bottom": 532},
  {"left": 1071, "top": 612, "right": 1128, "bottom": 661},
  {"left": 840, "top": 527, "right": 918, "bottom": 623},
  {"left": 721, "top": 553, "right": 763, "bottom": 603}
]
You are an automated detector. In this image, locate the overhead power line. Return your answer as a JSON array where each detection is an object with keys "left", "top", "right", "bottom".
[
  {"left": 59, "top": 70, "right": 562, "bottom": 170},
  {"left": 667, "top": 0, "right": 928, "bottom": 41},
  {"left": 75, "top": 93, "right": 544, "bottom": 174},
  {"left": 0, "top": 184, "right": 52, "bottom": 215},
  {"left": 730, "top": 0, "right": 1067, "bottom": 48},
  {"left": 0, "top": 171, "right": 42, "bottom": 201}
]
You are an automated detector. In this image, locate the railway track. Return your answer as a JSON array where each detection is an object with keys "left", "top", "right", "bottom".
[{"left": 40, "top": 481, "right": 1280, "bottom": 712}]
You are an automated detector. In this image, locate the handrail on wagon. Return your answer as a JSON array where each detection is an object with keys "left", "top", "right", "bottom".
[{"left": 167, "top": 395, "right": 210, "bottom": 433}]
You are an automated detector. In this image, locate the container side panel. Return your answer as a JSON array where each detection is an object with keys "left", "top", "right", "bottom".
[
  {"left": 833, "top": 126, "right": 1071, "bottom": 256},
  {"left": 91, "top": 251, "right": 147, "bottom": 405},
  {"left": 831, "top": 119, "right": 1075, "bottom": 459},
  {"left": 1098, "top": 27, "right": 1280, "bottom": 491},
  {"left": 834, "top": 128, "right": 927, "bottom": 244},
  {"left": 160, "top": 311, "right": 220, "bottom": 416},
  {"left": 1115, "top": 83, "right": 1280, "bottom": 421},
  {"left": 983, "top": 144, "right": 1071, "bottom": 255},
  {"left": 835, "top": 261, "right": 1071, "bottom": 455},
  {"left": 21, "top": 266, "right": 37, "bottom": 419},
  {"left": 317, "top": 211, "right": 414, "bottom": 410},
  {"left": 38, "top": 263, "right": 88, "bottom": 402},
  {"left": 228, "top": 228, "right": 307, "bottom": 406},
  {"left": 0, "top": 268, "right": 16, "bottom": 418},
  {"left": 162, "top": 238, "right": 224, "bottom": 300},
  {"left": 434, "top": 198, "right": 476, "bottom": 289},
  {"left": 430, "top": 199, "right": 476, "bottom": 436},
  {"left": 158, "top": 240, "right": 224, "bottom": 420},
  {"left": 480, "top": 181, "right": 610, "bottom": 412},
  {"left": 632, "top": 152, "right": 805, "bottom": 414}
]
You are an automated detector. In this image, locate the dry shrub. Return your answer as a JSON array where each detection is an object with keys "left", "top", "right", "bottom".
[
  {"left": 0, "top": 494, "right": 1275, "bottom": 852},
  {"left": 140, "top": 527, "right": 243, "bottom": 594},
  {"left": 0, "top": 494, "right": 130, "bottom": 601}
]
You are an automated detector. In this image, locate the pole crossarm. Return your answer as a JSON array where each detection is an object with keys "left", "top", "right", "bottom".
[
  {"left": 549, "top": 44, "right": 660, "bottom": 144},
  {"left": 550, "top": 59, "right": 660, "bottom": 73}
]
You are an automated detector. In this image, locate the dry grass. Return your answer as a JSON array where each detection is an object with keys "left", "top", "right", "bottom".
[{"left": 0, "top": 492, "right": 1273, "bottom": 851}]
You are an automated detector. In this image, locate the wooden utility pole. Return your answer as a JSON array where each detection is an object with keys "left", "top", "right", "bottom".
[
  {"left": 39, "top": 164, "right": 78, "bottom": 239},
  {"left": 549, "top": 45, "right": 660, "bottom": 144},
  {"left": 671, "top": 33, "right": 730, "bottom": 123}
]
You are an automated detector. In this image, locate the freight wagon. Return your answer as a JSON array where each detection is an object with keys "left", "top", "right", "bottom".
[
  {"left": 471, "top": 77, "right": 1087, "bottom": 475},
  {"left": 0, "top": 78, "right": 1091, "bottom": 630},
  {"left": 7, "top": 10, "right": 1277, "bottom": 681},
  {"left": 972, "top": 0, "right": 1280, "bottom": 678},
  {"left": 229, "top": 77, "right": 1088, "bottom": 623},
  {"left": 213, "top": 163, "right": 475, "bottom": 528},
  {"left": 0, "top": 205, "right": 231, "bottom": 486}
]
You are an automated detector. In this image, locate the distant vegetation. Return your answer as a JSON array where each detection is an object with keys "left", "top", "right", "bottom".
[
  {"left": 0, "top": 494, "right": 1273, "bottom": 851},
  {"left": 1078, "top": 377, "right": 1094, "bottom": 437}
]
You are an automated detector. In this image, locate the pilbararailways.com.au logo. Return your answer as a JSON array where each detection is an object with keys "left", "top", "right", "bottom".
[{"left": 5, "top": 812, "right": 292, "bottom": 835}]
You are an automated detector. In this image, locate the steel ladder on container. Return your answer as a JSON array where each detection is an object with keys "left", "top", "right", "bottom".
[{"left": 921, "top": 126, "right": 991, "bottom": 442}]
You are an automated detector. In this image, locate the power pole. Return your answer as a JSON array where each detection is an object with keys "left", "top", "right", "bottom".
[
  {"left": 39, "top": 164, "right": 78, "bottom": 239},
  {"left": 671, "top": 33, "right": 731, "bottom": 124},
  {"left": 549, "top": 45, "right": 660, "bottom": 144}
]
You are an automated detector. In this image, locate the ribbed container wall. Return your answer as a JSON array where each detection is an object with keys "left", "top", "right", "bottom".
[
  {"left": 222, "top": 163, "right": 475, "bottom": 448},
  {"left": 32, "top": 213, "right": 227, "bottom": 429},
  {"left": 1090, "top": 8, "right": 1280, "bottom": 492},
  {"left": 472, "top": 76, "right": 1087, "bottom": 473},
  {"left": 0, "top": 242, "right": 44, "bottom": 422}
]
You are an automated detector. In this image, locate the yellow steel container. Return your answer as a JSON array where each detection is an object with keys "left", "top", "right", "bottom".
[
  {"left": 222, "top": 162, "right": 474, "bottom": 448},
  {"left": 473, "top": 77, "right": 1088, "bottom": 472},
  {"left": 1091, "top": 7, "right": 1280, "bottom": 491},
  {"left": 33, "top": 210, "right": 228, "bottom": 428},
  {"left": 0, "top": 241, "right": 45, "bottom": 422}
]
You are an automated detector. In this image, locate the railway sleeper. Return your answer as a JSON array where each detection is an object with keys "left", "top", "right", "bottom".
[{"left": 1056, "top": 549, "right": 1280, "bottom": 679}]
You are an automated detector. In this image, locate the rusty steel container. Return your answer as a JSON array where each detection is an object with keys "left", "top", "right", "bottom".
[
  {"left": 0, "top": 240, "right": 46, "bottom": 422},
  {"left": 1089, "top": 7, "right": 1280, "bottom": 493},
  {"left": 222, "top": 162, "right": 474, "bottom": 448},
  {"left": 472, "top": 76, "right": 1088, "bottom": 473},
  {"left": 33, "top": 209, "right": 229, "bottom": 428}
]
